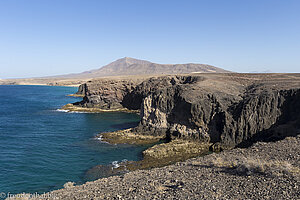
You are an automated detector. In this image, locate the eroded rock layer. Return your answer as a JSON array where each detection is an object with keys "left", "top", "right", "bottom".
[{"left": 73, "top": 73, "right": 300, "bottom": 149}]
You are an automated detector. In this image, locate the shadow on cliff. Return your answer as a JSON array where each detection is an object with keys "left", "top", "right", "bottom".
[{"left": 237, "top": 89, "right": 300, "bottom": 148}]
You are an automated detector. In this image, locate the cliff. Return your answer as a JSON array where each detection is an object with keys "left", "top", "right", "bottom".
[
  {"left": 73, "top": 76, "right": 150, "bottom": 110},
  {"left": 72, "top": 73, "right": 300, "bottom": 149}
]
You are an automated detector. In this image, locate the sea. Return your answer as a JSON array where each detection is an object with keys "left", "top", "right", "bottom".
[{"left": 0, "top": 85, "right": 146, "bottom": 196}]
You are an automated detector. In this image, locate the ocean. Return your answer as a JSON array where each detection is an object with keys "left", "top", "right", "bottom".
[{"left": 0, "top": 85, "right": 145, "bottom": 195}]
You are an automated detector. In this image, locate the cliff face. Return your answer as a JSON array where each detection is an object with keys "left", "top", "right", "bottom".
[
  {"left": 74, "top": 78, "right": 143, "bottom": 109},
  {"left": 75, "top": 84, "right": 87, "bottom": 95},
  {"left": 75, "top": 73, "right": 300, "bottom": 149}
]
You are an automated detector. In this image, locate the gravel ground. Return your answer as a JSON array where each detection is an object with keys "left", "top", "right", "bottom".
[{"left": 8, "top": 136, "right": 300, "bottom": 200}]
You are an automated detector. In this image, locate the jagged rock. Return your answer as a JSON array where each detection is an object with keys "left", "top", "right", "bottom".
[
  {"left": 72, "top": 73, "right": 300, "bottom": 149},
  {"left": 76, "top": 83, "right": 87, "bottom": 95},
  {"left": 140, "top": 96, "right": 168, "bottom": 129},
  {"left": 169, "top": 124, "right": 210, "bottom": 142},
  {"left": 74, "top": 78, "right": 143, "bottom": 110}
]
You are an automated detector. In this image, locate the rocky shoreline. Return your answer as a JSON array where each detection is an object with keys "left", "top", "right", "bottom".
[
  {"left": 99, "top": 128, "right": 163, "bottom": 145},
  {"left": 60, "top": 103, "right": 138, "bottom": 113},
  {"left": 8, "top": 135, "right": 299, "bottom": 199},
  {"left": 65, "top": 73, "right": 300, "bottom": 149},
  {"left": 7, "top": 73, "right": 300, "bottom": 199},
  {"left": 97, "top": 129, "right": 212, "bottom": 175},
  {"left": 60, "top": 73, "right": 300, "bottom": 183}
]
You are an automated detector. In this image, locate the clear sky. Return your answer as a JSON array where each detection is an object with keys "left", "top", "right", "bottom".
[{"left": 0, "top": 0, "right": 299, "bottom": 78}]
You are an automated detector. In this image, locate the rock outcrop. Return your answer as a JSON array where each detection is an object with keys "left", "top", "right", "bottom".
[
  {"left": 74, "top": 78, "right": 142, "bottom": 110},
  {"left": 73, "top": 73, "right": 300, "bottom": 150},
  {"left": 75, "top": 83, "right": 87, "bottom": 95}
]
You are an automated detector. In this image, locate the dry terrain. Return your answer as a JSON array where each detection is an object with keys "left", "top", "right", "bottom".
[
  {"left": 7, "top": 135, "right": 299, "bottom": 199},
  {"left": 0, "top": 57, "right": 229, "bottom": 86},
  {"left": 5, "top": 73, "right": 300, "bottom": 200}
]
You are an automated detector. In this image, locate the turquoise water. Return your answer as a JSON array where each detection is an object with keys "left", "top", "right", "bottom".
[{"left": 0, "top": 85, "right": 144, "bottom": 195}]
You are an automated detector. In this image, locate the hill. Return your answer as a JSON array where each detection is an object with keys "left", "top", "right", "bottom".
[
  {"left": 0, "top": 57, "right": 231, "bottom": 86},
  {"left": 55, "top": 57, "right": 230, "bottom": 79}
]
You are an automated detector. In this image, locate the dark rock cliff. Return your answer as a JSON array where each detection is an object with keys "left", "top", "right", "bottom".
[
  {"left": 74, "top": 79, "right": 142, "bottom": 109},
  {"left": 75, "top": 83, "right": 87, "bottom": 95},
  {"left": 74, "top": 73, "right": 300, "bottom": 149}
]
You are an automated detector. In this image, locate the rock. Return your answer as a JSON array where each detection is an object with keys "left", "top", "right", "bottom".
[
  {"left": 76, "top": 83, "right": 87, "bottom": 95},
  {"left": 143, "top": 139, "right": 211, "bottom": 160},
  {"left": 70, "top": 73, "right": 300, "bottom": 149},
  {"left": 209, "top": 142, "right": 223, "bottom": 152},
  {"left": 141, "top": 96, "right": 168, "bottom": 129},
  {"left": 73, "top": 78, "right": 145, "bottom": 110},
  {"left": 13, "top": 135, "right": 300, "bottom": 200},
  {"left": 99, "top": 128, "right": 163, "bottom": 145}
]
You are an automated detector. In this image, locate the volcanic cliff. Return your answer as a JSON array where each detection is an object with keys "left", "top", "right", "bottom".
[{"left": 70, "top": 73, "right": 300, "bottom": 150}]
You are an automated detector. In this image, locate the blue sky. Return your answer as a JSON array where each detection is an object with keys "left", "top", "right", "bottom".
[{"left": 0, "top": 0, "right": 299, "bottom": 78}]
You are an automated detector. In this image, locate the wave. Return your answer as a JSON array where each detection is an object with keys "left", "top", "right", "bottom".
[
  {"left": 111, "top": 161, "right": 120, "bottom": 168},
  {"left": 111, "top": 159, "right": 128, "bottom": 169},
  {"left": 95, "top": 135, "right": 103, "bottom": 140},
  {"left": 94, "top": 135, "right": 109, "bottom": 144},
  {"left": 55, "top": 109, "right": 89, "bottom": 113},
  {"left": 56, "top": 109, "right": 69, "bottom": 112}
]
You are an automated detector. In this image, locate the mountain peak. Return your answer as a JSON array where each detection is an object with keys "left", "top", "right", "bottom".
[
  {"left": 54, "top": 57, "right": 231, "bottom": 78},
  {"left": 119, "top": 57, "right": 134, "bottom": 64},
  {"left": 118, "top": 57, "right": 148, "bottom": 63},
  {"left": 111, "top": 57, "right": 152, "bottom": 66}
]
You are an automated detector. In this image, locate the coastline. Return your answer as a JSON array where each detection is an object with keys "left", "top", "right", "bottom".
[
  {"left": 8, "top": 135, "right": 299, "bottom": 200},
  {"left": 0, "top": 83, "right": 79, "bottom": 87},
  {"left": 90, "top": 128, "right": 213, "bottom": 177},
  {"left": 67, "top": 94, "right": 85, "bottom": 97},
  {"left": 60, "top": 104, "right": 140, "bottom": 113},
  {"left": 0, "top": 78, "right": 89, "bottom": 87},
  {"left": 56, "top": 72, "right": 300, "bottom": 186},
  {"left": 5, "top": 73, "right": 300, "bottom": 199}
]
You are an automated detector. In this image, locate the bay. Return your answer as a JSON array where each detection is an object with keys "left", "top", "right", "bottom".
[{"left": 0, "top": 85, "right": 143, "bottom": 194}]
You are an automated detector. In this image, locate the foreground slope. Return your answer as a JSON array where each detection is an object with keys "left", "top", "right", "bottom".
[{"left": 11, "top": 135, "right": 299, "bottom": 199}]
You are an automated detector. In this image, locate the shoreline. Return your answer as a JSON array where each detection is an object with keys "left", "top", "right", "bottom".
[
  {"left": 8, "top": 135, "right": 299, "bottom": 199},
  {"left": 66, "top": 94, "right": 85, "bottom": 97},
  {"left": 58, "top": 72, "right": 300, "bottom": 191},
  {"left": 93, "top": 128, "right": 212, "bottom": 176},
  {"left": 4, "top": 72, "right": 300, "bottom": 199},
  {"left": 0, "top": 84, "right": 79, "bottom": 87},
  {"left": 57, "top": 103, "right": 213, "bottom": 180},
  {"left": 0, "top": 77, "right": 90, "bottom": 87},
  {"left": 60, "top": 103, "right": 140, "bottom": 113}
]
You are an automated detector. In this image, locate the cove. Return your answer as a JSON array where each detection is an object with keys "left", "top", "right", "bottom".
[{"left": 0, "top": 85, "right": 143, "bottom": 194}]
